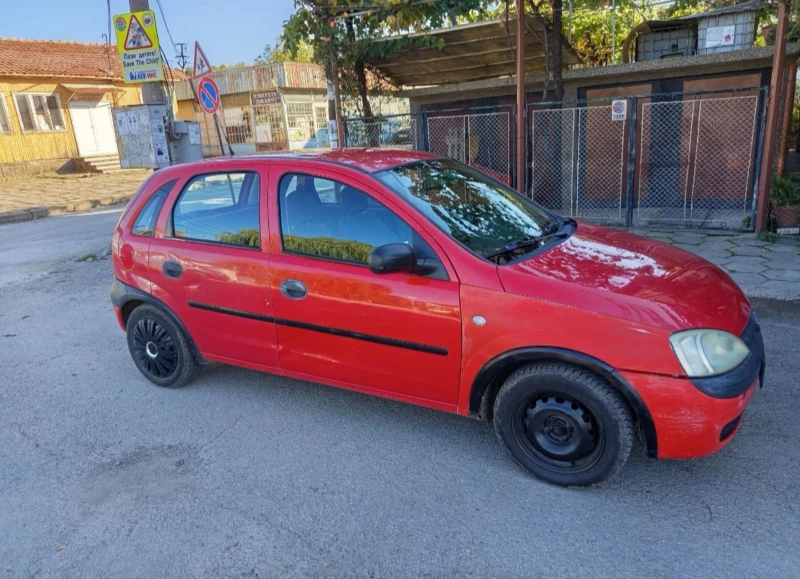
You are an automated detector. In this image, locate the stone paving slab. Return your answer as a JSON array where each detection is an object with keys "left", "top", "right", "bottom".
[
  {"left": 628, "top": 227, "right": 800, "bottom": 300},
  {"left": 0, "top": 170, "right": 151, "bottom": 224}
]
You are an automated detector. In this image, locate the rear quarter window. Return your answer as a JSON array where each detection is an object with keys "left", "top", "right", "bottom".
[{"left": 131, "top": 179, "right": 178, "bottom": 237}]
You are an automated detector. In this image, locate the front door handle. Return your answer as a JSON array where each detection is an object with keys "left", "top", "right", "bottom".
[
  {"left": 280, "top": 279, "right": 307, "bottom": 300},
  {"left": 163, "top": 260, "right": 183, "bottom": 278}
]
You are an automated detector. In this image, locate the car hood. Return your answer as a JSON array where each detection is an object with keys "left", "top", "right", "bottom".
[{"left": 498, "top": 223, "right": 750, "bottom": 334}]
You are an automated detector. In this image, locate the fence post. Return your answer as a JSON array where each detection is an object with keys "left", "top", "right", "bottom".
[{"left": 625, "top": 97, "right": 638, "bottom": 227}]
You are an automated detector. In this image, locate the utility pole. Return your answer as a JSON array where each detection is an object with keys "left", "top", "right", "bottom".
[
  {"left": 756, "top": 0, "right": 789, "bottom": 232},
  {"left": 175, "top": 42, "right": 188, "bottom": 69},
  {"left": 129, "top": 0, "right": 166, "bottom": 104}
]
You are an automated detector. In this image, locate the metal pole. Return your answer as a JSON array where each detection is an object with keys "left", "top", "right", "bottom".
[
  {"left": 755, "top": 1, "right": 789, "bottom": 232},
  {"left": 516, "top": 0, "right": 526, "bottom": 194},
  {"left": 329, "top": 42, "right": 345, "bottom": 149},
  {"left": 611, "top": 0, "right": 616, "bottom": 64},
  {"left": 129, "top": 0, "right": 166, "bottom": 105}
]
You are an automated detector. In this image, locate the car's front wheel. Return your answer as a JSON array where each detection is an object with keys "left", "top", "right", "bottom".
[
  {"left": 126, "top": 304, "right": 199, "bottom": 388},
  {"left": 493, "top": 362, "right": 633, "bottom": 487}
]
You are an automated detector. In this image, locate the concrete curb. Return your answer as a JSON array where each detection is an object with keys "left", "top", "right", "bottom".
[{"left": 0, "top": 194, "right": 132, "bottom": 225}]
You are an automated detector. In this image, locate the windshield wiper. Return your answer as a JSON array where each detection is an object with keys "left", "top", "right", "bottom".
[{"left": 486, "top": 220, "right": 569, "bottom": 261}]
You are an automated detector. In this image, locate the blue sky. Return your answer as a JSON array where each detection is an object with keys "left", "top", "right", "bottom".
[{"left": 0, "top": 0, "right": 296, "bottom": 67}]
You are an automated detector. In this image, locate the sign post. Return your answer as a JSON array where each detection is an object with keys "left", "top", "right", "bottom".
[
  {"left": 113, "top": 11, "right": 164, "bottom": 84},
  {"left": 191, "top": 42, "right": 232, "bottom": 156}
]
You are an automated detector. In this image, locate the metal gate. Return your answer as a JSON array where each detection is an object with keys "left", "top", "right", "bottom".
[
  {"left": 529, "top": 89, "right": 766, "bottom": 230},
  {"left": 530, "top": 105, "right": 627, "bottom": 223},
  {"left": 636, "top": 95, "right": 761, "bottom": 227}
]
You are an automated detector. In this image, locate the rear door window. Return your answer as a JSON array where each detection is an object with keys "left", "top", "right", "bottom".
[{"left": 172, "top": 172, "right": 261, "bottom": 248}]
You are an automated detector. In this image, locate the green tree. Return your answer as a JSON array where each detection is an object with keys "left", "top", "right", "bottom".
[
  {"left": 281, "top": 0, "right": 488, "bottom": 122},
  {"left": 256, "top": 38, "right": 315, "bottom": 64}
]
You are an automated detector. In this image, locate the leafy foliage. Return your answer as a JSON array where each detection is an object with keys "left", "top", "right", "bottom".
[
  {"left": 256, "top": 39, "right": 315, "bottom": 64},
  {"left": 281, "top": 0, "right": 487, "bottom": 117},
  {"left": 771, "top": 173, "right": 800, "bottom": 207}
]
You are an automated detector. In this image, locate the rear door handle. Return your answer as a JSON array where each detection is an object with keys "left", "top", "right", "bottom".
[
  {"left": 280, "top": 279, "right": 307, "bottom": 300},
  {"left": 163, "top": 261, "right": 183, "bottom": 278}
]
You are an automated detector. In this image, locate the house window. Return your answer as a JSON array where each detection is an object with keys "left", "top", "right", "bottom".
[
  {"left": 0, "top": 94, "right": 11, "bottom": 133},
  {"left": 14, "top": 93, "right": 66, "bottom": 132},
  {"left": 286, "top": 102, "right": 315, "bottom": 141}
]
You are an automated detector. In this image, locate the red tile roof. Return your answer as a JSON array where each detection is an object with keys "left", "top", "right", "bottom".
[{"left": 0, "top": 38, "right": 123, "bottom": 78}]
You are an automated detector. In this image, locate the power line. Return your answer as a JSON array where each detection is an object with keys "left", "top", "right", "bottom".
[{"left": 155, "top": 0, "right": 177, "bottom": 49}]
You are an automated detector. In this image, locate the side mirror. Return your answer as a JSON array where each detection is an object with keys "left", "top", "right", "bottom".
[{"left": 369, "top": 243, "right": 416, "bottom": 274}]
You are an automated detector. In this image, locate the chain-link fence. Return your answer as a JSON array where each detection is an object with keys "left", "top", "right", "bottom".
[
  {"left": 344, "top": 106, "right": 515, "bottom": 186},
  {"left": 530, "top": 88, "right": 766, "bottom": 230},
  {"left": 427, "top": 109, "right": 513, "bottom": 185},
  {"left": 345, "top": 114, "right": 418, "bottom": 149}
]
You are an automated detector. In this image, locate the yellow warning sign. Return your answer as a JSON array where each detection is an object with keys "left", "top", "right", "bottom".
[{"left": 113, "top": 11, "right": 164, "bottom": 84}]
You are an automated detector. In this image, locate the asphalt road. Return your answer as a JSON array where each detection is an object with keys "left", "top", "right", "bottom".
[{"left": 1, "top": 209, "right": 799, "bottom": 578}]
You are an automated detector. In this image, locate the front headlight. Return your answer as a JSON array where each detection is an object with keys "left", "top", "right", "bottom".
[{"left": 669, "top": 329, "right": 749, "bottom": 377}]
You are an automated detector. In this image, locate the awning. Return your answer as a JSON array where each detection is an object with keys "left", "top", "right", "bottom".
[
  {"left": 61, "top": 83, "right": 124, "bottom": 94},
  {"left": 368, "top": 16, "right": 581, "bottom": 87}
]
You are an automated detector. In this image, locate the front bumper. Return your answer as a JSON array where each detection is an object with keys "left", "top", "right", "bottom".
[{"left": 621, "top": 371, "right": 757, "bottom": 459}]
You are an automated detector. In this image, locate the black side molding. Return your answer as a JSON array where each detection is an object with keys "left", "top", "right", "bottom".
[
  {"left": 469, "top": 347, "right": 658, "bottom": 458},
  {"left": 187, "top": 301, "right": 449, "bottom": 357}
]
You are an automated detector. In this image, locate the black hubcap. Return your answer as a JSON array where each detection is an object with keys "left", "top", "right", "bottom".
[
  {"left": 132, "top": 319, "right": 178, "bottom": 378},
  {"left": 517, "top": 394, "right": 601, "bottom": 469}
]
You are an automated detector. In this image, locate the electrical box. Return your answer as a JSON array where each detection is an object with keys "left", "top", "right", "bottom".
[
  {"left": 113, "top": 104, "right": 171, "bottom": 169},
  {"left": 170, "top": 120, "right": 203, "bottom": 165},
  {"left": 112, "top": 104, "right": 202, "bottom": 169}
]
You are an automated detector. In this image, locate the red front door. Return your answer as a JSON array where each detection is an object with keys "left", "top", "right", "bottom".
[{"left": 266, "top": 163, "right": 462, "bottom": 409}]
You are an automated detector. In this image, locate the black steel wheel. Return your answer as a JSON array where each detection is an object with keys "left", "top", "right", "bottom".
[
  {"left": 493, "top": 362, "right": 633, "bottom": 487},
  {"left": 126, "top": 304, "right": 200, "bottom": 388}
]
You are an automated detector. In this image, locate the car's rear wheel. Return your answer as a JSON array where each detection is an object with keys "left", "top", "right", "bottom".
[
  {"left": 126, "top": 304, "right": 199, "bottom": 388},
  {"left": 493, "top": 362, "right": 633, "bottom": 487}
]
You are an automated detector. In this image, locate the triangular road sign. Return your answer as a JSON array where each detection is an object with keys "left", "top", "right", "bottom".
[
  {"left": 124, "top": 15, "right": 153, "bottom": 50},
  {"left": 193, "top": 42, "right": 212, "bottom": 79}
]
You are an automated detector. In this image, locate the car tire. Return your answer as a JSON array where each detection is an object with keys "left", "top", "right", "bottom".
[
  {"left": 126, "top": 304, "right": 199, "bottom": 388},
  {"left": 493, "top": 362, "right": 633, "bottom": 487}
]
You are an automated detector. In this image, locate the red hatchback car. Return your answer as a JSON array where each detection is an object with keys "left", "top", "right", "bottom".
[{"left": 111, "top": 150, "right": 765, "bottom": 486}]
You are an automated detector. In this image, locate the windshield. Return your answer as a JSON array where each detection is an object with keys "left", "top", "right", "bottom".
[{"left": 375, "top": 159, "right": 558, "bottom": 261}]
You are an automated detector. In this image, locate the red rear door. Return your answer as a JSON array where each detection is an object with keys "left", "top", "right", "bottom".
[
  {"left": 148, "top": 166, "right": 279, "bottom": 370},
  {"left": 265, "top": 164, "right": 462, "bottom": 410}
]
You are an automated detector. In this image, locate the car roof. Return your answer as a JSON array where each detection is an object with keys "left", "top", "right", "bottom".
[{"left": 167, "top": 148, "right": 440, "bottom": 175}]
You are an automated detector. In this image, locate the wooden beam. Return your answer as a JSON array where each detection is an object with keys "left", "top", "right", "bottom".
[
  {"left": 390, "top": 55, "right": 546, "bottom": 78},
  {"left": 756, "top": 1, "right": 789, "bottom": 232},
  {"left": 777, "top": 59, "right": 797, "bottom": 176},
  {"left": 394, "top": 62, "right": 546, "bottom": 86}
]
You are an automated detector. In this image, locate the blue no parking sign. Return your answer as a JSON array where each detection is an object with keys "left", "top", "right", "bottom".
[{"left": 197, "top": 77, "right": 220, "bottom": 115}]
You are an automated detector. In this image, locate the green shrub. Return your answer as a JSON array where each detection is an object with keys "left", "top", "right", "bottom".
[
  {"left": 216, "top": 228, "right": 261, "bottom": 247},
  {"left": 771, "top": 173, "right": 800, "bottom": 207}
]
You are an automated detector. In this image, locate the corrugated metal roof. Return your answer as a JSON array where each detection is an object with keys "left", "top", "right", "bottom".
[
  {"left": 175, "top": 62, "right": 326, "bottom": 101},
  {"left": 676, "top": 1, "right": 763, "bottom": 20}
]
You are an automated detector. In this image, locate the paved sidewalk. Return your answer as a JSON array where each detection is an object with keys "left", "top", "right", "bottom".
[
  {"left": 0, "top": 170, "right": 150, "bottom": 223},
  {"left": 630, "top": 228, "right": 800, "bottom": 300}
]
